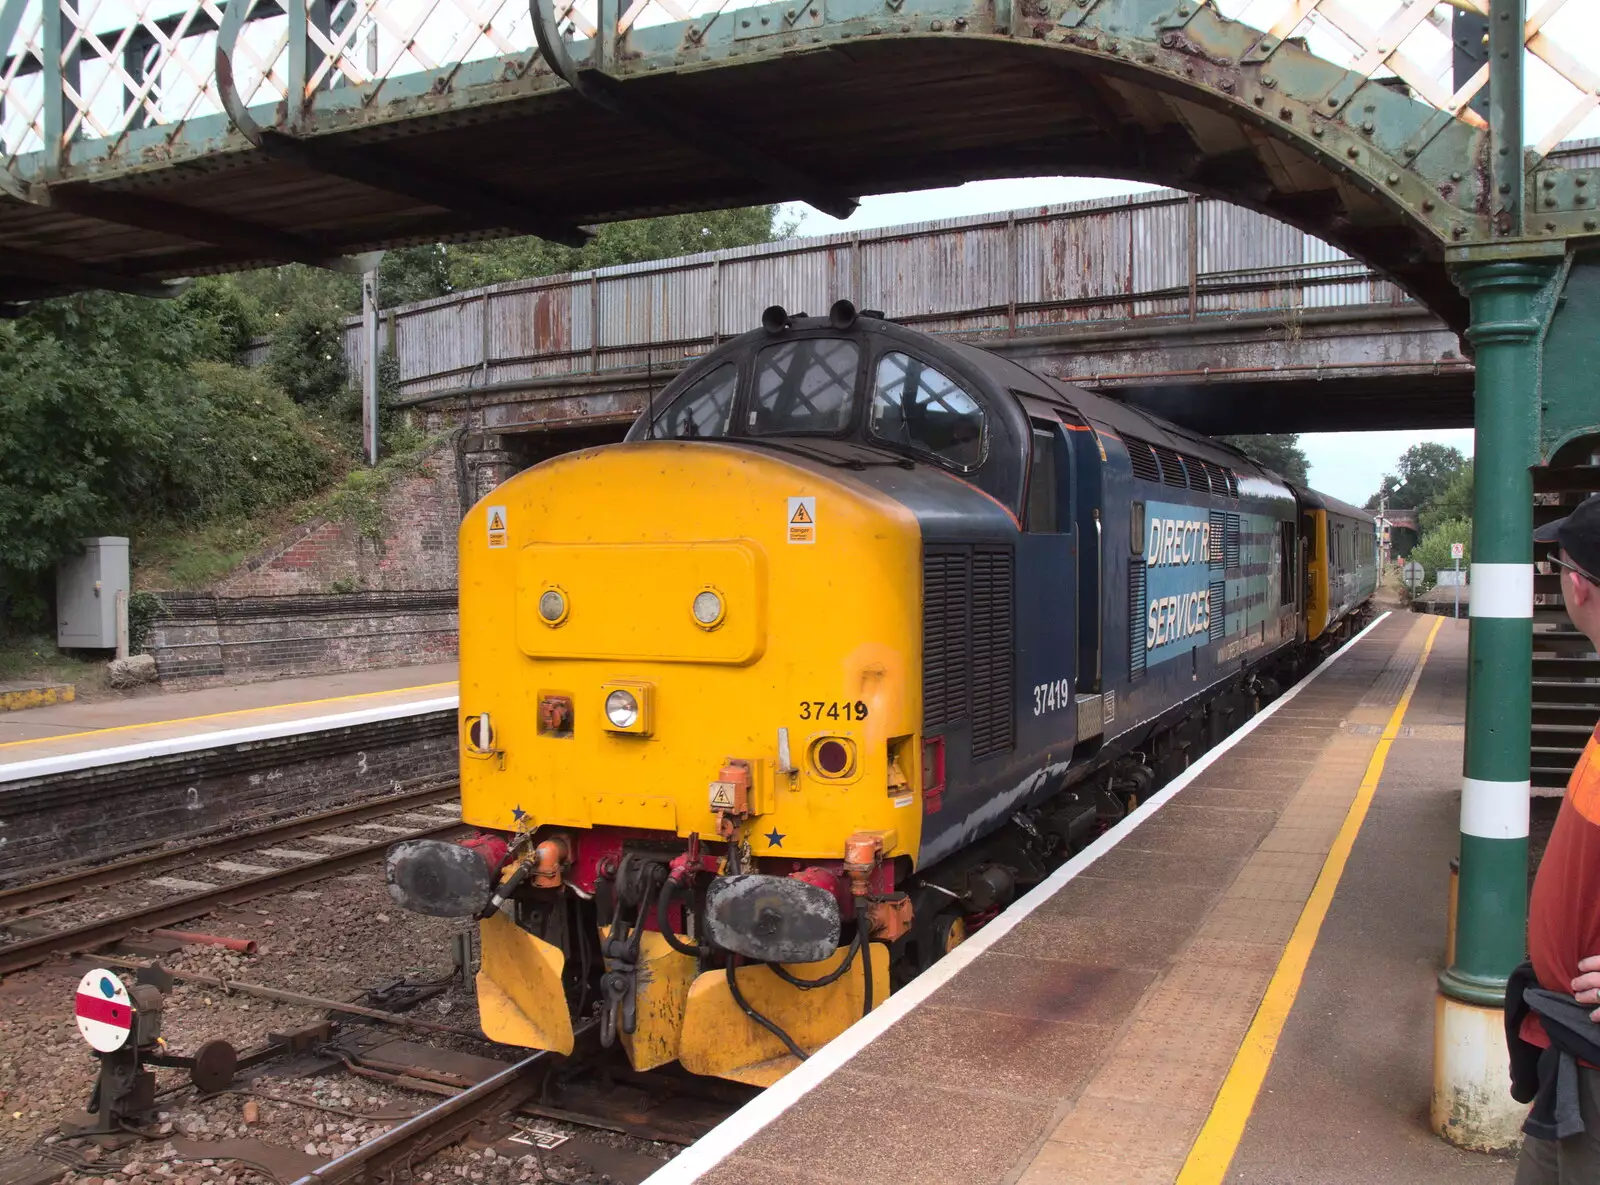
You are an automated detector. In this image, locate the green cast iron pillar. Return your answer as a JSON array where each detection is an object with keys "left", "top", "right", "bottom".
[{"left": 1432, "top": 257, "right": 1553, "bottom": 1149}]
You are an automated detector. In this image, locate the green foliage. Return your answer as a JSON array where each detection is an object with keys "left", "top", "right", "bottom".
[
  {"left": 0, "top": 291, "right": 340, "bottom": 630},
  {"left": 1218, "top": 434, "right": 1309, "bottom": 485},
  {"left": 127, "top": 591, "right": 168, "bottom": 654},
  {"left": 176, "top": 281, "right": 260, "bottom": 362},
  {"left": 1420, "top": 460, "right": 1474, "bottom": 533},
  {"left": 266, "top": 301, "right": 351, "bottom": 404},
  {"left": 1412, "top": 517, "right": 1472, "bottom": 585},
  {"left": 1366, "top": 442, "right": 1468, "bottom": 511}
]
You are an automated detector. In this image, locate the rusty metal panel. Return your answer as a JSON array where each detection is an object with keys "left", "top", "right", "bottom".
[
  {"left": 1131, "top": 197, "right": 1191, "bottom": 318},
  {"left": 1020, "top": 200, "right": 1140, "bottom": 327},
  {"left": 719, "top": 241, "right": 836, "bottom": 333},
  {"left": 860, "top": 220, "right": 1009, "bottom": 320},
  {"left": 392, "top": 292, "right": 485, "bottom": 393}
]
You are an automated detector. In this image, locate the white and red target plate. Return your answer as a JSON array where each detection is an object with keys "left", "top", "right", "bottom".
[{"left": 74, "top": 968, "right": 133, "bottom": 1052}]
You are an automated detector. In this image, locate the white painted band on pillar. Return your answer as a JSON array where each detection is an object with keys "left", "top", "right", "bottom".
[
  {"left": 1461, "top": 776, "right": 1531, "bottom": 839},
  {"left": 1469, "top": 563, "right": 1533, "bottom": 619}
]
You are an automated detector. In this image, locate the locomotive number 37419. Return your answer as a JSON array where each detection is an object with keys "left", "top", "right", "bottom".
[{"left": 1032, "top": 679, "right": 1071, "bottom": 717}]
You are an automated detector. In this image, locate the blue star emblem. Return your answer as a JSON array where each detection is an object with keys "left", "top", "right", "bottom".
[
  {"left": 764, "top": 828, "right": 785, "bottom": 848},
  {"left": 511, "top": 805, "right": 526, "bottom": 823}
]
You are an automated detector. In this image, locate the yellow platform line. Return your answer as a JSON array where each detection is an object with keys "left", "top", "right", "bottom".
[
  {"left": 1176, "top": 614, "right": 1445, "bottom": 1185},
  {"left": 0, "top": 680, "right": 458, "bottom": 749}
]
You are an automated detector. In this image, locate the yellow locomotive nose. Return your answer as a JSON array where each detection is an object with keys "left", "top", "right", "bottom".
[{"left": 456, "top": 440, "right": 924, "bottom": 861}]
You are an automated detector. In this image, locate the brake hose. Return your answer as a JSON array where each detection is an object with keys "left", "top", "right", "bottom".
[
  {"left": 770, "top": 929, "right": 860, "bottom": 989},
  {"left": 656, "top": 877, "right": 701, "bottom": 958},
  {"left": 725, "top": 959, "right": 809, "bottom": 1062}
]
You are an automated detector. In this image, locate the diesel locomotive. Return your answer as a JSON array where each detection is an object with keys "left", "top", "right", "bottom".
[{"left": 388, "top": 302, "right": 1378, "bottom": 1086}]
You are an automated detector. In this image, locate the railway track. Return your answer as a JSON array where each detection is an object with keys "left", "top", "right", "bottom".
[{"left": 0, "top": 784, "right": 465, "bottom": 975}]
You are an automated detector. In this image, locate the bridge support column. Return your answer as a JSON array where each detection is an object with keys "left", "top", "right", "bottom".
[{"left": 1433, "top": 259, "right": 1554, "bottom": 1151}]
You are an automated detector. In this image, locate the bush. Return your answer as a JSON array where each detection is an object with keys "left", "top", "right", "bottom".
[
  {"left": 127, "top": 591, "right": 167, "bottom": 653},
  {"left": 170, "top": 362, "right": 338, "bottom": 522},
  {"left": 1412, "top": 517, "right": 1472, "bottom": 586},
  {"left": 266, "top": 302, "right": 350, "bottom": 405}
]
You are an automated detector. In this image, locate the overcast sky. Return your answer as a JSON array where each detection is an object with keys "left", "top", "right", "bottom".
[{"left": 781, "top": 176, "right": 1474, "bottom": 506}]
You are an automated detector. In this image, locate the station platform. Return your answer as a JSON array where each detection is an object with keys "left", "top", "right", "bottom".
[
  {"left": 652, "top": 611, "right": 1518, "bottom": 1185},
  {"left": 0, "top": 662, "right": 458, "bottom": 774}
]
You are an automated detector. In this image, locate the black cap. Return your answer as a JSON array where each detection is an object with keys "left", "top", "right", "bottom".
[{"left": 1535, "top": 492, "right": 1600, "bottom": 579}]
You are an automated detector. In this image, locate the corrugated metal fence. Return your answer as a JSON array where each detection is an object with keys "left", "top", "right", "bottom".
[{"left": 252, "top": 189, "right": 1410, "bottom": 400}]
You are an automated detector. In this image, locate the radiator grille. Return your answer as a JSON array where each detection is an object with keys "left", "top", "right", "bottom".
[
  {"left": 1209, "top": 578, "right": 1227, "bottom": 641},
  {"left": 1209, "top": 510, "right": 1228, "bottom": 569},
  {"left": 1125, "top": 438, "right": 1161, "bottom": 484},
  {"left": 922, "top": 550, "right": 970, "bottom": 731},
  {"left": 1151, "top": 444, "right": 1188, "bottom": 489},
  {"left": 969, "top": 549, "right": 1015, "bottom": 758},
  {"left": 1129, "top": 558, "right": 1148, "bottom": 677},
  {"left": 1225, "top": 469, "right": 1240, "bottom": 498},
  {"left": 922, "top": 546, "right": 1014, "bottom": 757},
  {"left": 1224, "top": 513, "right": 1242, "bottom": 568}
]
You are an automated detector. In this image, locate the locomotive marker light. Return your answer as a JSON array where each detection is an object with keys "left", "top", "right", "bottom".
[
  {"left": 692, "top": 588, "right": 726, "bottom": 629},
  {"left": 538, "top": 588, "right": 569, "bottom": 626}
]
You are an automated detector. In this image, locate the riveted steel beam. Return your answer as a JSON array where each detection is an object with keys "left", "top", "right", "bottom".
[
  {"left": 40, "top": 183, "right": 354, "bottom": 268},
  {"left": 0, "top": 248, "right": 190, "bottom": 298}
]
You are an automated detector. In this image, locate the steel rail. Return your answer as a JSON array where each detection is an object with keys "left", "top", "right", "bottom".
[
  {"left": 0, "top": 823, "right": 463, "bottom": 976},
  {"left": 0, "top": 782, "right": 459, "bottom": 913},
  {"left": 290, "top": 1023, "right": 596, "bottom": 1185}
]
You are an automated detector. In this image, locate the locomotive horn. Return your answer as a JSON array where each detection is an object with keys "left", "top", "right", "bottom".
[
  {"left": 829, "top": 299, "right": 858, "bottom": 329},
  {"left": 761, "top": 305, "right": 790, "bottom": 334}
]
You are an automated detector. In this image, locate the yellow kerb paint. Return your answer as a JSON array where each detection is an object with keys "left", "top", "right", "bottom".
[{"left": 1176, "top": 613, "right": 1444, "bottom": 1184}]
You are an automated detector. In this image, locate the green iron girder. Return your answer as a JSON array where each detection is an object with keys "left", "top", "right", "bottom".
[{"left": 4, "top": 0, "right": 1600, "bottom": 309}]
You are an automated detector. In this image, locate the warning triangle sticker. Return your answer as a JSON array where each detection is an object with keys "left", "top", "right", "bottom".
[
  {"left": 488, "top": 510, "right": 505, "bottom": 531},
  {"left": 789, "top": 502, "right": 813, "bottom": 525}
]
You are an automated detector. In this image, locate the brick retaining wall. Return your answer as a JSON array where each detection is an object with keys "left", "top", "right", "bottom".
[{"left": 149, "top": 590, "right": 457, "bottom": 686}]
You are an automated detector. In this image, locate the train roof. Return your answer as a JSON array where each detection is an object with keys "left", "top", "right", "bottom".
[{"left": 1292, "top": 486, "right": 1376, "bottom": 523}]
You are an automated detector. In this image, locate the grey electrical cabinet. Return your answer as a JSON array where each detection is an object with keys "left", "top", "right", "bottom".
[{"left": 56, "top": 537, "right": 130, "bottom": 649}]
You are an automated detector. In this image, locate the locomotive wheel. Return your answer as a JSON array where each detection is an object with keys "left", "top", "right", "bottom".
[{"left": 935, "top": 912, "right": 967, "bottom": 956}]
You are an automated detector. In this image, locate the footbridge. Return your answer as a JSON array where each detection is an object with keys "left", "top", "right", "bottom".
[
  {"left": 326, "top": 189, "right": 1469, "bottom": 441},
  {"left": 7, "top": 0, "right": 1600, "bottom": 1153}
]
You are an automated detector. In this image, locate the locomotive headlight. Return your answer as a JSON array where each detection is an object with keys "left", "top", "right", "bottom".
[
  {"left": 538, "top": 588, "right": 568, "bottom": 626},
  {"left": 692, "top": 588, "right": 725, "bottom": 629},
  {"left": 601, "top": 682, "right": 653, "bottom": 735},
  {"left": 605, "top": 689, "right": 640, "bottom": 728}
]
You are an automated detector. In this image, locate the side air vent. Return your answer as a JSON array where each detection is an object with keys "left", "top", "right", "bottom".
[
  {"left": 923, "top": 546, "right": 1015, "bottom": 759},
  {"left": 1209, "top": 510, "right": 1228, "bottom": 568},
  {"left": 1201, "top": 461, "right": 1228, "bottom": 498},
  {"left": 1225, "top": 469, "right": 1240, "bottom": 499},
  {"left": 970, "top": 548, "right": 1015, "bottom": 759},
  {"left": 1224, "top": 512, "right": 1242, "bottom": 568},
  {"left": 1125, "top": 438, "right": 1161, "bottom": 484},
  {"left": 1209, "top": 578, "right": 1227, "bottom": 641},
  {"left": 1129, "top": 557, "right": 1148, "bottom": 677},
  {"left": 922, "top": 550, "right": 970, "bottom": 731},
  {"left": 1152, "top": 444, "right": 1188, "bottom": 489},
  {"left": 1184, "top": 453, "right": 1210, "bottom": 493}
]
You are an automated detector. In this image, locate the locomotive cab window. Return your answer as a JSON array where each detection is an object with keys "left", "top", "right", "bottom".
[
  {"left": 651, "top": 363, "right": 737, "bottom": 439},
  {"left": 1026, "top": 427, "right": 1058, "bottom": 533},
  {"left": 868, "top": 351, "right": 986, "bottom": 470},
  {"left": 750, "top": 338, "right": 859, "bottom": 435}
]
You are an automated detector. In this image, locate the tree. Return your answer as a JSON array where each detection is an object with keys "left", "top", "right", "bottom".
[
  {"left": 1218, "top": 434, "right": 1309, "bottom": 484},
  {"left": 1412, "top": 517, "right": 1472, "bottom": 585},
  {"left": 1366, "top": 441, "right": 1467, "bottom": 511},
  {"left": 1420, "top": 459, "right": 1474, "bottom": 533}
]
